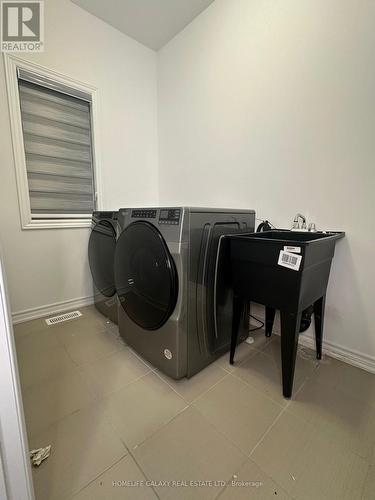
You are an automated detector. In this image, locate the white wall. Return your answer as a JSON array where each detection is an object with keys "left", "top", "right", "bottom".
[
  {"left": 0, "top": 0, "right": 158, "bottom": 315},
  {"left": 157, "top": 0, "right": 375, "bottom": 360}
]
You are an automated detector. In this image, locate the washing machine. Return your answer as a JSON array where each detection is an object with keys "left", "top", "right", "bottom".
[
  {"left": 114, "top": 207, "right": 255, "bottom": 378},
  {"left": 88, "top": 211, "right": 119, "bottom": 324}
]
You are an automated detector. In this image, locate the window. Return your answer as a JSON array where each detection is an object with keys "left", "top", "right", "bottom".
[
  {"left": 18, "top": 76, "right": 95, "bottom": 219},
  {"left": 4, "top": 54, "right": 101, "bottom": 229}
]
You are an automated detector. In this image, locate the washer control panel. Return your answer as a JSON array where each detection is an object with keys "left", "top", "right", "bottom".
[
  {"left": 158, "top": 208, "right": 181, "bottom": 225},
  {"left": 131, "top": 209, "right": 157, "bottom": 219}
]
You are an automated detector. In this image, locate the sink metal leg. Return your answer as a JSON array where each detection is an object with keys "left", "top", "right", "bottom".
[
  {"left": 230, "top": 293, "right": 244, "bottom": 365},
  {"left": 265, "top": 306, "right": 276, "bottom": 337},
  {"left": 243, "top": 300, "right": 250, "bottom": 329},
  {"left": 280, "top": 310, "right": 302, "bottom": 399},
  {"left": 313, "top": 295, "right": 325, "bottom": 360}
]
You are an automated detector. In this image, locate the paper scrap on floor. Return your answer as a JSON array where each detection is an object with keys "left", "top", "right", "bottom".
[{"left": 30, "top": 445, "right": 51, "bottom": 466}]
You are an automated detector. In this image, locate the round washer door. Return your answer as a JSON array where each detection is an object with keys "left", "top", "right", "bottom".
[
  {"left": 88, "top": 220, "right": 116, "bottom": 297},
  {"left": 115, "top": 221, "right": 178, "bottom": 330}
]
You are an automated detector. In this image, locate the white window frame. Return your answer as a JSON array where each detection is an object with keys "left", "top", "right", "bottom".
[{"left": 3, "top": 53, "right": 102, "bottom": 230}]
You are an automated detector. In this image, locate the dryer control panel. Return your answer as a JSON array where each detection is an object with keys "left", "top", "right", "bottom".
[
  {"left": 131, "top": 209, "right": 157, "bottom": 219},
  {"left": 159, "top": 209, "right": 181, "bottom": 225}
]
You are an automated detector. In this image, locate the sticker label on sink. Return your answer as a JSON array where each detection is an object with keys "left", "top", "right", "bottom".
[
  {"left": 283, "top": 245, "right": 301, "bottom": 253},
  {"left": 278, "top": 250, "right": 302, "bottom": 271}
]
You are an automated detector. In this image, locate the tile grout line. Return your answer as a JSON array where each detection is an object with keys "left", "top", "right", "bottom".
[
  {"left": 179, "top": 404, "right": 252, "bottom": 499},
  {"left": 191, "top": 400, "right": 251, "bottom": 459},
  {"left": 246, "top": 457, "right": 299, "bottom": 500},
  {"left": 208, "top": 342, "right": 291, "bottom": 500},
  {"left": 52, "top": 321, "right": 110, "bottom": 342},
  {"left": 21, "top": 327, "right": 129, "bottom": 396},
  {"left": 247, "top": 406, "right": 286, "bottom": 459},
  {"left": 213, "top": 455, "right": 295, "bottom": 500},
  {"left": 247, "top": 374, "right": 311, "bottom": 459},
  {"left": 228, "top": 368, "right": 288, "bottom": 408},
  {"left": 150, "top": 369, "right": 195, "bottom": 401},
  {"left": 150, "top": 365, "right": 232, "bottom": 405},
  {"left": 95, "top": 371, "right": 190, "bottom": 458},
  {"left": 126, "top": 345, "right": 159, "bottom": 371},
  {"left": 88, "top": 368, "right": 153, "bottom": 400},
  {"left": 129, "top": 401, "right": 249, "bottom": 493},
  {"left": 189, "top": 370, "right": 230, "bottom": 405},
  {"left": 130, "top": 403, "right": 190, "bottom": 451},
  {"left": 281, "top": 374, "right": 375, "bottom": 464},
  {"left": 216, "top": 347, "right": 259, "bottom": 374},
  {"left": 125, "top": 447, "right": 162, "bottom": 500},
  {"left": 25, "top": 334, "right": 123, "bottom": 391},
  {"left": 52, "top": 321, "right": 123, "bottom": 370},
  {"left": 99, "top": 405, "right": 163, "bottom": 500},
  {"left": 63, "top": 452, "right": 129, "bottom": 500},
  {"left": 26, "top": 353, "right": 153, "bottom": 441},
  {"left": 27, "top": 366, "right": 149, "bottom": 444}
]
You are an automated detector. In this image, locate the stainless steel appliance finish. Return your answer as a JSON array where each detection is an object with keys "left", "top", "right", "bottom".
[
  {"left": 115, "top": 207, "right": 255, "bottom": 378},
  {"left": 88, "top": 211, "right": 119, "bottom": 324}
]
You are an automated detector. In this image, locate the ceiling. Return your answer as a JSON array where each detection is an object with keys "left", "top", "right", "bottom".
[{"left": 71, "top": 0, "right": 215, "bottom": 50}]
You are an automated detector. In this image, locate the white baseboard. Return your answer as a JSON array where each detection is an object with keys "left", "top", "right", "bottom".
[
  {"left": 12, "top": 295, "right": 95, "bottom": 324},
  {"left": 298, "top": 334, "right": 375, "bottom": 374},
  {"left": 250, "top": 302, "right": 375, "bottom": 374}
]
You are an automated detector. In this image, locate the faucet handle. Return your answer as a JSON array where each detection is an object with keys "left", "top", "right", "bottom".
[{"left": 308, "top": 223, "right": 316, "bottom": 232}]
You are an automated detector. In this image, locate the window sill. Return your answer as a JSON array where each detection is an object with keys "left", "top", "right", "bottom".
[{"left": 22, "top": 219, "right": 92, "bottom": 230}]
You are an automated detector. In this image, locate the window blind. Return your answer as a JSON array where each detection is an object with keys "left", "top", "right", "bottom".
[{"left": 18, "top": 78, "right": 95, "bottom": 218}]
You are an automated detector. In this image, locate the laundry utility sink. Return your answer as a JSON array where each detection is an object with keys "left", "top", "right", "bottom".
[{"left": 224, "top": 228, "right": 344, "bottom": 397}]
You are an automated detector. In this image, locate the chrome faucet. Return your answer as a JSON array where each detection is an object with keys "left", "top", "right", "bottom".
[{"left": 292, "top": 213, "right": 307, "bottom": 231}]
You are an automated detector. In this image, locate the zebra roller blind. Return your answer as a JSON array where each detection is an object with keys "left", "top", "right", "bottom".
[{"left": 17, "top": 75, "right": 95, "bottom": 218}]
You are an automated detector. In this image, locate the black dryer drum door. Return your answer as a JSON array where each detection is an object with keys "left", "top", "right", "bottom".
[
  {"left": 88, "top": 220, "right": 116, "bottom": 297},
  {"left": 115, "top": 221, "right": 178, "bottom": 330}
]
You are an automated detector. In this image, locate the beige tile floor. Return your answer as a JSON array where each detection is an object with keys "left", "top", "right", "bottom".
[{"left": 13, "top": 306, "right": 375, "bottom": 500}]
